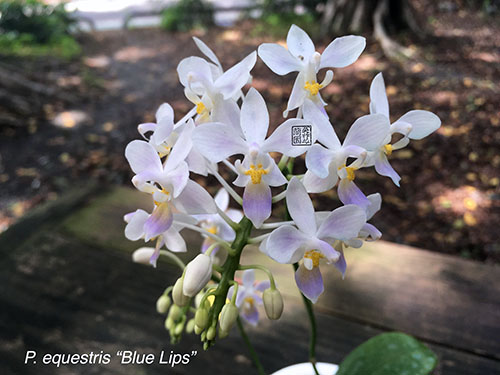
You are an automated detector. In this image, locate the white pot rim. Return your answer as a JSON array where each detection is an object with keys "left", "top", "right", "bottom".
[{"left": 271, "top": 362, "right": 338, "bottom": 375}]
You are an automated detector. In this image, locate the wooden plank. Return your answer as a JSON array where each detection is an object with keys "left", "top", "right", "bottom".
[{"left": 1, "top": 230, "right": 498, "bottom": 375}]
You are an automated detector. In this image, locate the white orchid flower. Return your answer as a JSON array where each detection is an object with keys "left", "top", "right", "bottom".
[
  {"left": 124, "top": 211, "right": 195, "bottom": 266},
  {"left": 258, "top": 24, "right": 366, "bottom": 117},
  {"left": 263, "top": 178, "right": 366, "bottom": 303},
  {"left": 177, "top": 46, "right": 256, "bottom": 126},
  {"left": 302, "top": 99, "right": 390, "bottom": 208},
  {"left": 227, "top": 269, "right": 270, "bottom": 326},
  {"left": 137, "top": 105, "right": 210, "bottom": 176},
  {"left": 366, "top": 73, "right": 441, "bottom": 185},
  {"left": 193, "top": 87, "right": 312, "bottom": 228},
  {"left": 125, "top": 136, "right": 216, "bottom": 240},
  {"left": 194, "top": 188, "right": 243, "bottom": 255}
]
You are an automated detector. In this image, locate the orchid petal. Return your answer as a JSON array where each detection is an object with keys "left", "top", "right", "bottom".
[
  {"left": 302, "top": 99, "right": 341, "bottom": 150},
  {"left": 144, "top": 202, "right": 173, "bottom": 241},
  {"left": 360, "top": 223, "right": 382, "bottom": 241},
  {"left": 242, "top": 269, "right": 255, "bottom": 286},
  {"left": 193, "top": 122, "right": 247, "bottom": 162},
  {"left": 338, "top": 179, "right": 371, "bottom": 208},
  {"left": 303, "top": 169, "right": 338, "bottom": 193},
  {"left": 241, "top": 88, "right": 269, "bottom": 145},
  {"left": 243, "top": 182, "right": 272, "bottom": 228},
  {"left": 124, "top": 209, "right": 149, "bottom": 241},
  {"left": 214, "top": 188, "right": 229, "bottom": 211},
  {"left": 125, "top": 140, "right": 162, "bottom": 175},
  {"left": 285, "top": 72, "right": 307, "bottom": 115},
  {"left": 262, "top": 118, "right": 313, "bottom": 157},
  {"left": 287, "top": 24, "right": 315, "bottom": 60},
  {"left": 369, "top": 72, "right": 389, "bottom": 118},
  {"left": 343, "top": 114, "right": 390, "bottom": 151},
  {"left": 295, "top": 263, "right": 323, "bottom": 303},
  {"left": 211, "top": 97, "right": 241, "bottom": 134},
  {"left": 286, "top": 177, "right": 317, "bottom": 235},
  {"left": 164, "top": 122, "right": 194, "bottom": 171},
  {"left": 305, "top": 144, "right": 334, "bottom": 178},
  {"left": 164, "top": 161, "right": 189, "bottom": 198},
  {"left": 374, "top": 152, "right": 401, "bottom": 186},
  {"left": 163, "top": 226, "right": 187, "bottom": 253},
  {"left": 366, "top": 193, "right": 382, "bottom": 220},
  {"left": 215, "top": 52, "right": 257, "bottom": 99},
  {"left": 177, "top": 56, "right": 213, "bottom": 89},
  {"left": 258, "top": 43, "right": 302, "bottom": 75},
  {"left": 316, "top": 204, "right": 366, "bottom": 242},
  {"left": 266, "top": 225, "right": 308, "bottom": 264},
  {"left": 320, "top": 35, "right": 366, "bottom": 69},
  {"left": 396, "top": 110, "right": 441, "bottom": 140},
  {"left": 193, "top": 37, "right": 221, "bottom": 67},
  {"left": 175, "top": 180, "right": 217, "bottom": 214},
  {"left": 264, "top": 159, "right": 288, "bottom": 187}
]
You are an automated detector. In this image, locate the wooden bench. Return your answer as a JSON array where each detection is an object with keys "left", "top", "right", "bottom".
[{"left": 0, "top": 186, "right": 498, "bottom": 374}]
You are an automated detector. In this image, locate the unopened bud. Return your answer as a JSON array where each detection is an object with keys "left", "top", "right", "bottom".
[
  {"left": 186, "top": 319, "right": 195, "bottom": 334},
  {"left": 168, "top": 304, "right": 183, "bottom": 321},
  {"left": 263, "top": 288, "right": 284, "bottom": 320},
  {"left": 156, "top": 295, "right": 171, "bottom": 314},
  {"left": 219, "top": 303, "right": 239, "bottom": 332},
  {"left": 194, "top": 324, "right": 204, "bottom": 335},
  {"left": 219, "top": 329, "right": 229, "bottom": 339},
  {"left": 195, "top": 307, "right": 209, "bottom": 330},
  {"left": 131, "top": 247, "right": 155, "bottom": 265},
  {"left": 174, "top": 321, "right": 185, "bottom": 336},
  {"left": 183, "top": 254, "right": 213, "bottom": 297},
  {"left": 165, "top": 317, "right": 174, "bottom": 330},
  {"left": 172, "top": 277, "right": 190, "bottom": 307},
  {"left": 206, "top": 326, "right": 216, "bottom": 341}
]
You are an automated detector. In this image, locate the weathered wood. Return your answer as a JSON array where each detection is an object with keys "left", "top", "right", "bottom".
[
  {"left": 1, "top": 230, "right": 499, "bottom": 375},
  {"left": 1, "top": 186, "right": 499, "bottom": 374}
]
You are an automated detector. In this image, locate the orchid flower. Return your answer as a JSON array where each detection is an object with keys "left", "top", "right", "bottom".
[
  {"left": 302, "top": 100, "right": 390, "bottom": 208},
  {"left": 124, "top": 210, "right": 195, "bottom": 266},
  {"left": 228, "top": 269, "right": 270, "bottom": 326},
  {"left": 193, "top": 87, "right": 312, "bottom": 227},
  {"left": 137, "top": 105, "right": 210, "bottom": 176},
  {"left": 125, "top": 135, "right": 216, "bottom": 239},
  {"left": 264, "top": 178, "right": 366, "bottom": 303},
  {"left": 366, "top": 73, "right": 441, "bottom": 185},
  {"left": 177, "top": 46, "right": 256, "bottom": 126},
  {"left": 194, "top": 188, "right": 243, "bottom": 257},
  {"left": 258, "top": 24, "right": 365, "bottom": 117}
]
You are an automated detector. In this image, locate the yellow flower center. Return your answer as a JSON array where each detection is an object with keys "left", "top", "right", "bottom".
[
  {"left": 196, "top": 102, "right": 207, "bottom": 115},
  {"left": 304, "top": 81, "right": 323, "bottom": 96},
  {"left": 244, "top": 296, "right": 255, "bottom": 307},
  {"left": 158, "top": 145, "right": 171, "bottom": 158},
  {"left": 206, "top": 226, "right": 218, "bottom": 234},
  {"left": 384, "top": 144, "right": 393, "bottom": 156},
  {"left": 244, "top": 164, "right": 268, "bottom": 184},
  {"left": 339, "top": 164, "right": 356, "bottom": 181},
  {"left": 304, "top": 250, "right": 325, "bottom": 268}
]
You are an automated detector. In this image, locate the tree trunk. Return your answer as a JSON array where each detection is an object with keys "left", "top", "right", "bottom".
[{"left": 319, "top": 0, "right": 424, "bottom": 59}]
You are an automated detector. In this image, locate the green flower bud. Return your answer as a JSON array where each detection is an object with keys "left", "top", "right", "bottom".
[
  {"left": 263, "top": 288, "right": 284, "bottom": 320},
  {"left": 174, "top": 321, "right": 185, "bottom": 336},
  {"left": 206, "top": 325, "right": 216, "bottom": 341},
  {"left": 194, "top": 324, "right": 204, "bottom": 335},
  {"left": 183, "top": 254, "right": 213, "bottom": 297},
  {"left": 165, "top": 317, "right": 174, "bottom": 330},
  {"left": 201, "top": 331, "right": 207, "bottom": 341},
  {"left": 219, "top": 329, "right": 229, "bottom": 339},
  {"left": 156, "top": 295, "right": 171, "bottom": 314},
  {"left": 219, "top": 303, "right": 239, "bottom": 332},
  {"left": 168, "top": 304, "right": 183, "bottom": 321},
  {"left": 186, "top": 319, "right": 195, "bottom": 334},
  {"left": 172, "top": 277, "right": 190, "bottom": 307},
  {"left": 194, "top": 307, "right": 209, "bottom": 330}
]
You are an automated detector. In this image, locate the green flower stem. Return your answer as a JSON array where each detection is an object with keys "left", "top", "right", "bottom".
[
  {"left": 237, "top": 317, "right": 266, "bottom": 375},
  {"left": 238, "top": 264, "right": 277, "bottom": 290},
  {"left": 293, "top": 263, "right": 320, "bottom": 375}
]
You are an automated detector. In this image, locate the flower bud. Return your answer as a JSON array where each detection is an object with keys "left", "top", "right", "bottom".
[
  {"left": 186, "top": 319, "right": 195, "bottom": 334},
  {"left": 172, "top": 277, "right": 190, "bottom": 307},
  {"left": 194, "top": 324, "right": 204, "bottom": 335},
  {"left": 165, "top": 317, "right": 174, "bottom": 330},
  {"left": 168, "top": 304, "right": 183, "bottom": 321},
  {"left": 195, "top": 307, "right": 209, "bottom": 330},
  {"left": 156, "top": 295, "right": 171, "bottom": 314},
  {"left": 219, "top": 303, "right": 239, "bottom": 332},
  {"left": 174, "top": 321, "right": 185, "bottom": 336},
  {"left": 206, "top": 326, "right": 216, "bottom": 341},
  {"left": 183, "top": 254, "right": 213, "bottom": 297},
  {"left": 219, "top": 329, "right": 229, "bottom": 339},
  {"left": 263, "top": 288, "right": 284, "bottom": 320},
  {"left": 132, "top": 247, "right": 155, "bottom": 265}
]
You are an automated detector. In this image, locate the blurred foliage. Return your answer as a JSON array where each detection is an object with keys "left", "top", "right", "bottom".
[
  {"left": 0, "top": 0, "right": 80, "bottom": 59},
  {"left": 161, "top": 0, "right": 214, "bottom": 32},
  {"left": 253, "top": 0, "right": 320, "bottom": 37}
]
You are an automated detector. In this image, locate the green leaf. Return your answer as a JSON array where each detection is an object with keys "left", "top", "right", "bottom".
[{"left": 336, "top": 332, "right": 437, "bottom": 375}]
